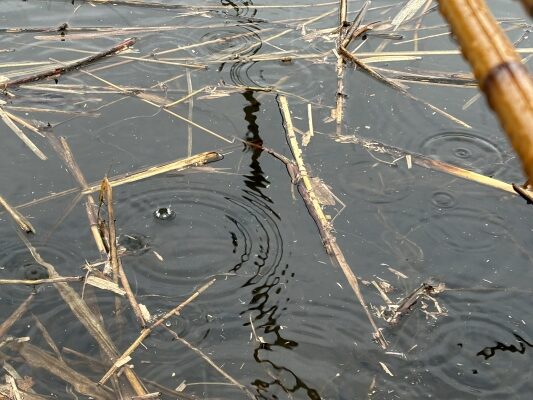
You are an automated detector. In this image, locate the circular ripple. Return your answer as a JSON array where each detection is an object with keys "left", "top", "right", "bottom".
[
  {"left": 337, "top": 160, "right": 414, "bottom": 204},
  {"left": 431, "top": 191, "right": 457, "bottom": 209},
  {"left": 0, "top": 240, "right": 79, "bottom": 303},
  {"left": 230, "top": 60, "right": 331, "bottom": 104},
  {"left": 220, "top": 0, "right": 258, "bottom": 17},
  {"left": 126, "top": 30, "right": 200, "bottom": 78},
  {"left": 426, "top": 207, "right": 506, "bottom": 252},
  {"left": 113, "top": 179, "right": 283, "bottom": 303},
  {"left": 419, "top": 131, "right": 504, "bottom": 176},
  {"left": 401, "top": 291, "right": 533, "bottom": 399},
  {"left": 200, "top": 26, "right": 261, "bottom": 58}
]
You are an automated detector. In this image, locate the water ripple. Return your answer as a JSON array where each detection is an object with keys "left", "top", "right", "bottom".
[
  {"left": 419, "top": 131, "right": 504, "bottom": 176},
  {"left": 337, "top": 159, "right": 414, "bottom": 204},
  {"left": 425, "top": 207, "right": 507, "bottom": 252}
]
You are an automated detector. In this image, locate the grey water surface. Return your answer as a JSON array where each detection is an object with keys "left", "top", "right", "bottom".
[{"left": 1, "top": 1, "right": 533, "bottom": 399}]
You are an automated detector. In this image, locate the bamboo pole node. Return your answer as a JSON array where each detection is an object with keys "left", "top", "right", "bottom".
[{"left": 439, "top": 0, "right": 533, "bottom": 182}]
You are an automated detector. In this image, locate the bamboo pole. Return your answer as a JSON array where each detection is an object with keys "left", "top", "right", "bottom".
[
  {"left": 522, "top": 0, "right": 533, "bottom": 16},
  {"left": 439, "top": 0, "right": 533, "bottom": 182}
]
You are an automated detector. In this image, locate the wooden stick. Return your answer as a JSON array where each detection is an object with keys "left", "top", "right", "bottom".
[
  {"left": 278, "top": 96, "right": 387, "bottom": 348},
  {"left": 1, "top": 37, "right": 136, "bottom": 89},
  {"left": 99, "top": 278, "right": 216, "bottom": 385},
  {"left": 0, "top": 195, "right": 36, "bottom": 233}
]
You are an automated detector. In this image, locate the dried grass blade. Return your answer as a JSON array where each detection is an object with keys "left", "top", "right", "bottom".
[
  {"left": 279, "top": 96, "right": 387, "bottom": 348},
  {"left": 99, "top": 278, "right": 216, "bottom": 385},
  {"left": 13, "top": 342, "right": 114, "bottom": 399},
  {"left": 0, "top": 293, "right": 33, "bottom": 339},
  {"left": 392, "top": 0, "right": 428, "bottom": 28},
  {"left": 0, "top": 107, "right": 47, "bottom": 160},
  {"left": 0, "top": 195, "right": 36, "bottom": 233}
]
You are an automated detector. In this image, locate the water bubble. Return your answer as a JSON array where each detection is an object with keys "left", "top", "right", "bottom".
[{"left": 153, "top": 207, "right": 176, "bottom": 221}]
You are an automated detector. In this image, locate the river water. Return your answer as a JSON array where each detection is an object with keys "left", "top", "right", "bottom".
[{"left": 1, "top": 1, "right": 532, "bottom": 399}]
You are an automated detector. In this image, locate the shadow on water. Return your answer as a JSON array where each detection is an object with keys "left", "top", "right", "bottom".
[{"left": 235, "top": 90, "right": 321, "bottom": 399}]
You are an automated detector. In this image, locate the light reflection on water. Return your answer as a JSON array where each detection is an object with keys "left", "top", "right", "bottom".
[{"left": 0, "top": 0, "right": 532, "bottom": 399}]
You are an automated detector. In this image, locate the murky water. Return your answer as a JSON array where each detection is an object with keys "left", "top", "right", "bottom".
[{"left": 1, "top": 0, "right": 533, "bottom": 399}]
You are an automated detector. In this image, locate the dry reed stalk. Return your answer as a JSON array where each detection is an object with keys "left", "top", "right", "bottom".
[
  {"left": 77, "top": 68, "right": 233, "bottom": 143},
  {"left": 81, "top": 0, "right": 340, "bottom": 9},
  {"left": 339, "top": 46, "right": 471, "bottom": 128},
  {"left": 371, "top": 66, "right": 476, "bottom": 87},
  {"left": 165, "top": 328, "right": 256, "bottom": 400},
  {"left": 334, "top": 134, "right": 518, "bottom": 195},
  {"left": 439, "top": 0, "right": 533, "bottom": 182},
  {"left": 45, "top": 134, "right": 107, "bottom": 254},
  {"left": 278, "top": 96, "right": 387, "bottom": 349},
  {"left": 99, "top": 278, "right": 216, "bottom": 385},
  {"left": 0, "top": 195, "right": 36, "bottom": 233},
  {"left": 101, "top": 177, "right": 147, "bottom": 327},
  {"left": 186, "top": 70, "right": 194, "bottom": 157},
  {"left": 1, "top": 37, "right": 136, "bottom": 89},
  {"left": 334, "top": 0, "right": 349, "bottom": 136},
  {"left": 0, "top": 276, "right": 83, "bottom": 285},
  {"left": 412, "top": 0, "right": 434, "bottom": 51},
  {"left": 12, "top": 151, "right": 224, "bottom": 211},
  {"left": 32, "top": 314, "right": 62, "bottom": 359},
  {"left": 3, "top": 111, "right": 44, "bottom": 137},
  {"left": 131, "top": 393, "right": 161, "bottom": 399},
  {"left": 355, "top": 48, "right": 533, "bottom": 57},
  {"left": 0, "top": 293, "right": 33, "bottom": 339},
  {"left": 0, "top": 106, "right": 47, "bottom": 160},
  {"left": 15, "top": 232, "right": 147, "bottom": 396},
  {"left": 165, "top": 86, "right": 207, "bottom": 108},
  {"left": 13, "top": 342, "right": 114, "bottom": 399}
]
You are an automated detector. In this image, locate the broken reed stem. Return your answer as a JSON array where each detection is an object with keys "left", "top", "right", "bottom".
[
  {"left": 439, "top": 0, "right": 533, "bottom": 182},
  {"left": 0, "top": 195, "right": 36, "bottom": 233},
  {"left": 0, "top": 276, "right": 83, "bottom": 285},
  {"left": 15, "top": 231, "right": 147, "bottom": 396},
  {"left": 334, "top": 134, "right": 518, "bottom": 195},
  {"left": 59, "top": 137, "right": 108, "bottom": 254},
  {"left": 101, "top": 177, "right": 147, "bottom": 327},
  {"left": 165, "top": 328, "right": 256, "bottom": 400},
  {"left": 334, "top": 0, "right": 349, "bottom": 135},
  {"left": 45, "top": 134, "right": 107, "bottom": 254},
  {"left": 0, "top": 106, "right": 47, "bottom": 160},
  {"left": 11, "top": 150, "right": 225, "bottom": 213},
  {"left": 0, "top": 293, "right": 34, "bottom": 339},
  {"left": 1, "top": 37, "right": 136, "bottom": 89},
  {"left": 278, "top": 96, "right": 387, "bottom": 349},
  {"left": 186, "top": 69, "right": 194, "bottom": 157},
  {"left": 99, "top": 278, "right": 216, "bottom": 386},
  {"left": 339, "top": 46, "right": 471, "bottom": 128}
]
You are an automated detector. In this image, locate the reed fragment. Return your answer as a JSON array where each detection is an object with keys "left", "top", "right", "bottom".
[
  {"left": 0, "top": 195, "right": 36, "bottom": 234},
  {"left": 99, "top": 278, "right": 216, "bottom": 385},
  {"left": 278, "top": 96, "right": 387, "bottom": 349}
]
